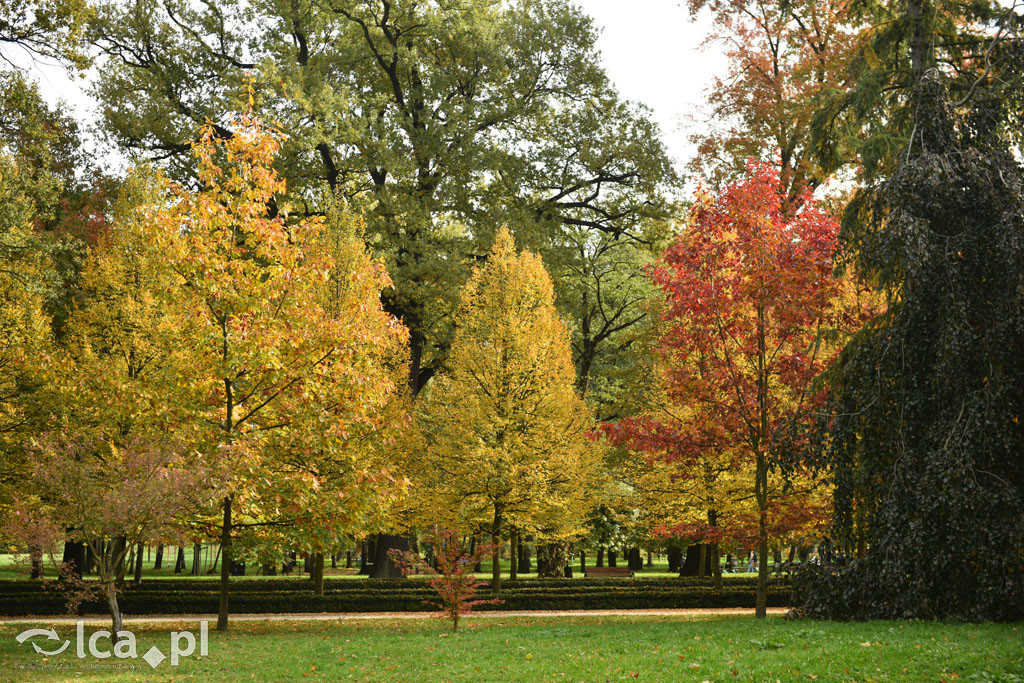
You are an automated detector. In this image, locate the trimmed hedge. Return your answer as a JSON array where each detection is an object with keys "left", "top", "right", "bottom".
[
  {"left": 0, "top": 575, "right": 789, "bottom": 595},
  {"left": 0, "top": 578, "right": 792, "bottom": 617}
]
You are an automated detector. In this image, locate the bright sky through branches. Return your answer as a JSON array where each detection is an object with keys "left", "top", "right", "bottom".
[{"left": 17, "top": 1, "right": 726, "bottom": 178}]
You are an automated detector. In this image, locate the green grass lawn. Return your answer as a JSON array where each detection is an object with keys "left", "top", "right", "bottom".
[{"left": 0, "top": 614, "right": 1019, "bottom": 682}]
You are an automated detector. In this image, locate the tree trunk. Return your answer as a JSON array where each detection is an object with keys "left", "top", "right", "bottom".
[
  {"left": 84, "top": 542, "right": 95, "bottom": 574},
  {"left": 646, "top": 550, "right": 653, "bottom": 568},
  {"left": 153, "top": 545, "right": 164, "bottom": 570},
  {"left": 596, "top": 547, "right": 605, "bottom": 567},
  {"left": 369, "top": 534, "right": 409, "bottom": 578},
  {"left": 217, "top": 495, "right": 232, "bottom": 631},
  {"left": 680, "top": 544, "right": 714, "bottom": 576},
  {"left": 579, "top": 550, "right": 586, "bottom": 575},
  {"left": 667, "top": 546, "right": 682, "bottom": 572},
  {"left": 628, "top": 548, "right": 644, "bottom": 571},
  {"left": 313, "top": 553, "right": 325, "bottom": 596},
  {"left": 491, "top": 509, "right": 503, "bottom": 593},
  {"left": 698, "top": 544, "right": 707, "bottom": 579},
  {"left": 30, "top": 545, "right": 43, "bottom": 579},
  {"left": 112, "top": 537, "right": 127, "bottom": 583},
  {"left": 359, "top": 539, "right": 370, "bottom": 575},
  {"left": 192, "top": 543, "right": 202, "bottom": 576},
  {"left": 509, "top": 529, "right": 519, "bottom": 582},
  {"left": 174, "top": 546, "right": 186, "bottom": 573},
  {"left": 105, "top": 586, "right": 123, "bottom": 638},
  {"left": 755, "top": 452, "right": 769, "bottom": 619},
  {"left": 536, "top": 543, "right": 566, "bottom": 578},
  {"left": 519, "top": 536, "right": 532, "bottom": 573},
  {"left": 209, "top": 545, "right": 221, "bottom": 573},
  {"left": 608, "top": 549, "right": 617, "bottom": 568},
  {"left": 331, "top": 553, "right": 337, "bottom": 569},
  {"left": 62, "top": 538, "right": 86, "bottom": 579},
  {"left": 346, "top": 551, "right": 352, "bottom": 568},
  {"left": 133, "top": 543, "right": 144, "bottom": 585}
]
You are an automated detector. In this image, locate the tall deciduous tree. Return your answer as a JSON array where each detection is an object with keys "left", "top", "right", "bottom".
[
  {"left": 89, "top": 0, "right": 679, "bottom": 393},
  {"left": 155, "top": 110, "right": 409, "bottom": 630},
  {"left": 607, "top": 161, "right": 846, "bottom": 617},
  {"left": 418, "top": 228, "right": 596, "bottom": 592},
  {"left": 0, "top": 0, "right": 92, "bottom": 68}
]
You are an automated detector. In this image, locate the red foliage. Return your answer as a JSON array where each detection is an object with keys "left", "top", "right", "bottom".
[
  {"left": 388, "top": 527, "right": 502, "bottom": 632},
  {"left": 603, "top": 160, "right": 844, "bottom": 547}
]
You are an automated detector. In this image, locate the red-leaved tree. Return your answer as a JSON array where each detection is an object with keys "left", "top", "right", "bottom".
[
  {"left": 5, "top": 435, "right": 218, "bottom": 635},
  {"left": 604, "top": 160, "right": 849, "bottom": 617},
  {"left": 389, "top": 527, "right": 502, "bottom": 633}
]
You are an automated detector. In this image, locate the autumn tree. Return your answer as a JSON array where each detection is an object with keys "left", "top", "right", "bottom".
[
  {"left": 154, "top": 110, "right": 409, "bottom": 630},
  {"left": 606, "top": 161, "right": 846, "bottom": 617},
  {"left": 418, "top": 228, "right": 597, "bottom": 592},
  {"left": 388, "top": 526, "right": 501, "bottom": 633},
  {"left": 6, "top": 436, "right": 215, "bottom": 636},
  {"left": 89, "top": 0, "right": 678, "bottom": 394},
  {"left": 687, "top": 0, "right": 857, "bottom": 202}
]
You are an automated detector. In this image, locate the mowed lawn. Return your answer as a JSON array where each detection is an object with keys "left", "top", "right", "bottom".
[{"left": 0, "top": 615, "right": 1020, "bottom": 682}]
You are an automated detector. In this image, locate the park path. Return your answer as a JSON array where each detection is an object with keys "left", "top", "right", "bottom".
[{"left": 0, "top": 608, "right": 788, "bottom": 625}]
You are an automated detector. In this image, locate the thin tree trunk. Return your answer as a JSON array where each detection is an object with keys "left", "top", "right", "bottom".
[
  {"left": 755, "top": 452, "right": 769, "bottom": 619},
  {"left": 192, "top": 543, "right": 201, "bottom": 576},
  {"left": 698, "top": 543, "right": 707, "bottom": 580},
  {"left": 153, "top": 545, "right": 163, "bottom": 570},
  {"left": 580, "top": 550, "right": 586, "bottom": 575},
  {"left": 106, "top": 586, "right": 123, "bottom": 638},
  {"left": 491, "top": 509, "right": 503, "bottom": 593},
  {"left": 174, "top": 546, "right": 186, "bottom": 573},
  {"left": 113, "top": 537, "right": 127, "bottom": 583},
  {"left": 133, "top": 543, "right": 144, "bottom": 585},
  {"left": 345, "top": 551, "right": 352, "bottom": 569},
  {"left": 217, "top": 495, "right": 232, "bottom": 631},
  {"left": 313, "top": 553, "right": 325, "bottom": 596},
  {"left": 509, "top": 529, "right": 519, "bottom": 582},
  {"left": 596, "top": 547, "right": 604, "bottom": 567}
]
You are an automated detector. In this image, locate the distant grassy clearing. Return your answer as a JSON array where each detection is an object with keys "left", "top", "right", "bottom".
[{"left": 1, "top": 614, "right": 1020, "bottom": 682}]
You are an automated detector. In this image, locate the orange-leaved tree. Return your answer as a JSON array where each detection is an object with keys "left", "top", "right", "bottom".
[
  {"left": 604, "top": 160, "right": 846, "bottom": 617},
  {"left": 155, "top": 111, "right": 409, "bottom": 630}
]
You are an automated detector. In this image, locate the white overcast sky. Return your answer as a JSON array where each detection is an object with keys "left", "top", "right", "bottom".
[{"left": 20, "top": 0, "right": 725, "bottom": 175}]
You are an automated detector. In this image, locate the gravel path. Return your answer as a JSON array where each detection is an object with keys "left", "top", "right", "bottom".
[{"left": 0, "top": 607, "right": 788, "bottom": 625}]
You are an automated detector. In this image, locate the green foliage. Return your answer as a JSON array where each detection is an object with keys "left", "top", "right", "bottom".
[
  {"left": 0, "top": 0, "right": 92, "bottom": 68},
  {"left": 89, "top": 0, "right": 679, "bottom": 390},
  {"left": 0, "top": 577, "right": 794, "bottom": 616},
  {"left": 810, "top": 0, "right": 1021, "bottom": 180}
]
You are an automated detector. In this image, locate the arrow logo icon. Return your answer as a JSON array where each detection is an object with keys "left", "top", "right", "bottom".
[{"left": 16, "top": 627, "right": 71, "bottom": 656}]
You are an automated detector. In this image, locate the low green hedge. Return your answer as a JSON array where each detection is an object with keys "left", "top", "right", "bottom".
[
  {"left": 0, "top": 575, "right": 788, "bottom": 595},
  {"left": 0, "top": 583, "right": 792, "bottom": 617}
]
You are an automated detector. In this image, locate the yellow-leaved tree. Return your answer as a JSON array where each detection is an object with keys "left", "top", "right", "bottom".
[
  {"left": 155, "top": 111, "right": 409, "bottom": 630},
  {"left": 418, "top": 228, "right": 596, "bottom": 592}
]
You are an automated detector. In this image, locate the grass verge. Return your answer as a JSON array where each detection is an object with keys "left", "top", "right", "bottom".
[{"left": 0, "top": 614, "right": 1020, "bottom": 682}]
